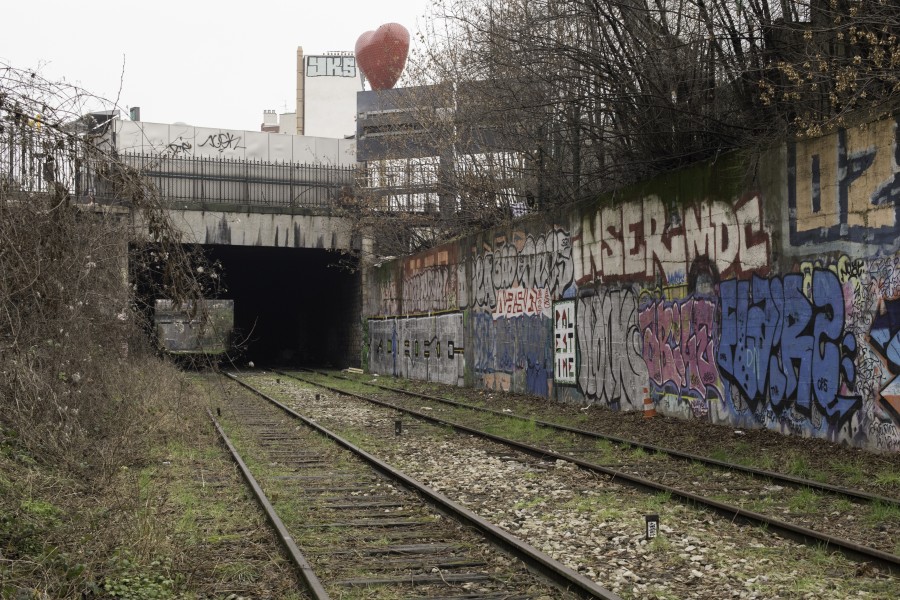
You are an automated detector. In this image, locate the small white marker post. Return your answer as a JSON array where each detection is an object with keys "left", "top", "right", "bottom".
[{"left": 646, "top": 514, "right": 659, "bottom": 540}]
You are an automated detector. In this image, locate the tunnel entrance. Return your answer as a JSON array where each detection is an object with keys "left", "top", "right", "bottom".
[
  {"left": 207, "top": 245, "right": 360, "bottom": 368},
  {"left": 133, "top": 243, "right": 360, "bottom": 368}
]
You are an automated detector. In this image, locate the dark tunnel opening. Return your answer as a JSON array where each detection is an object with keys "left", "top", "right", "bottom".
[
  {"left": 208, "top": 245, "right": 360, "bottom": 368},
  {"left": 134, "top": 243, "right": 360, "bottom": 369}
]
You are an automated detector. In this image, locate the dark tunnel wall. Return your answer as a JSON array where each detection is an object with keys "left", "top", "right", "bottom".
[{"left": 203, "top": 245, "right": 359, "bottom": 367}]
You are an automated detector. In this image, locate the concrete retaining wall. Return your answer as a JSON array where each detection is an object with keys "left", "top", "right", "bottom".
[{"left": 362, "top": 116, "right": 900, "bottom": 453}]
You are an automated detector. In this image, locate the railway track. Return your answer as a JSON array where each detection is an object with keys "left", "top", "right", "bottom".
[
  {"left": 269, "top": 368, "right": 900, "bottom": 574},
  {"left": 208, "top": 373, "right": 620, "bottom": 599}
]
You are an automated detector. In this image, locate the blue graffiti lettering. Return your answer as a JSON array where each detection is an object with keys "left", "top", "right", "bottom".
[
  {"left": 717, "top": 269, "right": 859, "bottom": 426},
  {"left": 473, "top": 312, "right": 551, "bottom": 396},
  {"left": 868, "top": 297, "right": 900, "bottom": 423}
]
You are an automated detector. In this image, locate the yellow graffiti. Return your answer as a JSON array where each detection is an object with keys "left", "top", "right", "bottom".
[
  {"left": 639, "top": 282, "right": 688, "bottom": 303},
  {"left": 800, "top": 255, "right": 864, "bottom": 298},
  {"left": 794, "top": 118, "right": 897, "bottom": 234}
]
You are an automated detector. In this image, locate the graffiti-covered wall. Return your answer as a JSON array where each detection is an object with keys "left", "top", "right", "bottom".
[{"left": 363, "top": 115, "right": 900, "bottom": 452}]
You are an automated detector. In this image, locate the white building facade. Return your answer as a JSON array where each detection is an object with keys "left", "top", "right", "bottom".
[{"left": 296, "top": 48, "right": 360, "bottom": 139}]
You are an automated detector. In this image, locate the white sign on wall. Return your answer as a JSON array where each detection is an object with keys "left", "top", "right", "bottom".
[{"left": 554, "top": 300, "right": 577, "bottom": 385}]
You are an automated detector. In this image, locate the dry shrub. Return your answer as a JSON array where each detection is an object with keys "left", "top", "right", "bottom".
[
  {"left": 0, "top": 191, "right": 199, "bottom": 483},
  {"left": 0, "top": 61, "right": 222, "bottom": 597},
  {"left": 0, "top": 64, "right": 210, "bottom": 485}
]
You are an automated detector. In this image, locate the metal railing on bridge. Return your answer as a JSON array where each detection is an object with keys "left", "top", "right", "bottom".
[
  {"left": 2, "top": 129, "right": 360, "bottom": 211},
  {"left": 108, "top": 152, "right": 359, "bottom": 210}
]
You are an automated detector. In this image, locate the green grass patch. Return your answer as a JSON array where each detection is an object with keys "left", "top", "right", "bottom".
[
  {"left": 833, "top": 497, "right": 854, "bottom": 512},
  {"left": 753, "top": 454, "right": 778, "bottom": 471},
  {"left": 631, "top": 446, "right": 649, "bottom": 460},
  {"left": 687, "top": 460, "right": 709, "bottom": 476},
  {"left": 593, "top": 438, "right": 620, "bottom": 462},
  {"left": 785, "top": 456, "right": 826, "bottom": 481},
  {"left": 744, "top": 496, "right": 776, "bottom": 513},
  {"left": 482, "top": 416, "right": 552, "bottom": 443},
  {"left": 788, "top": 575, "right": 825, "bottom": 595},
  {"left": 731, "top": 440, "right": 752, "bottom": 455},
  {"left": 20, "top": 499, "right": 61, "bottom": 524},
  {"left": 874, "top": 469, "right": 900, "bottom": 488},
  {"left": 564, "top": 493, "right": 624, "bottom": 520},
  {"left": 513, "top": 495, "right": 547, "bottom": 510},
  {"left": 644, "top": 491, "right": 672, "bottom": 511},
  {"left": 709, "top": 448, "right": 733, "bottom": 462},
  {"left": 787, "top": 488, "right": 821, "bottom": 513},
  {"left": 831, "top": 460, "right": 866, "bottom": 486},
  {"left": 786, "top": 456, "right": 810, "bottom": 476},
  {"left": 867, "top": 500, "right": 900, "bottom": 526},
  {"left": 805, "top": 543, "right": 839, "bottom": 568},
  {"left": 648, "top": 534, "right": 672, "bottom": 553}
]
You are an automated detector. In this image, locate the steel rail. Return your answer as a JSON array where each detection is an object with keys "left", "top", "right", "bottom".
[
  {"left": 283, "top": 371, "right": 900, "bottom": 574},
  {"left": 225, "top": 373, "right": 623, "bottom": 600},
  {"left": 207, "top": 408, "right": 331, "bottom": 600},
  {"left": 303, "top": 369, "right": 900, "bottom": 508}
]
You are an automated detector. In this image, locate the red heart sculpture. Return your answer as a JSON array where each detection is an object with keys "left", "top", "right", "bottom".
[{"left": 355, "top": 23, "right": 410, "bottom": 90}]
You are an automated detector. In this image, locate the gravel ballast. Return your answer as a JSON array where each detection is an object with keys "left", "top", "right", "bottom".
[{"left": 248, "top": 374, "right": 900, "bottom": 599}]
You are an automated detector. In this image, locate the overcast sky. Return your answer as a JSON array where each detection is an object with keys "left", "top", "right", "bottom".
[{"left": 2, "top": 0, "right": 431, "bottom": 131}]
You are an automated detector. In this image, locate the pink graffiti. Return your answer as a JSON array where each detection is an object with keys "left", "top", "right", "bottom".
[
  {"left": 639, "top": 298, "right": 719, "bottom": 394},
  {"left": 493, "top": 288, "right": 552, "bottom": 320}
]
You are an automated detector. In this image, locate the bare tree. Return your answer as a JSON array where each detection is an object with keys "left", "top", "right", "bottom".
[{"left": 351, "top": 0, "right": 900, "bottom": 256}]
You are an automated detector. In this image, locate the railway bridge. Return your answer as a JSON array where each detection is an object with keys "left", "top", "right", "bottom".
[
  {"left": 128, "top": 151, "right": 365, "bottom": 367},
  {"left": 123, "top": 155, "right": 362, "bottom": 366},
  {"left": 72, "top": 144, "right": 368, "bottom": 367}
]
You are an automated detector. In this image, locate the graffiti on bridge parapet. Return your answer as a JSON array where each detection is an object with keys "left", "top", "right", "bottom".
[
  {"left": 199, "top": 132, "right": 245, "bottom": 154},
  {"left": 165, "top": 137, "right": 192, "bottom": 157}
]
